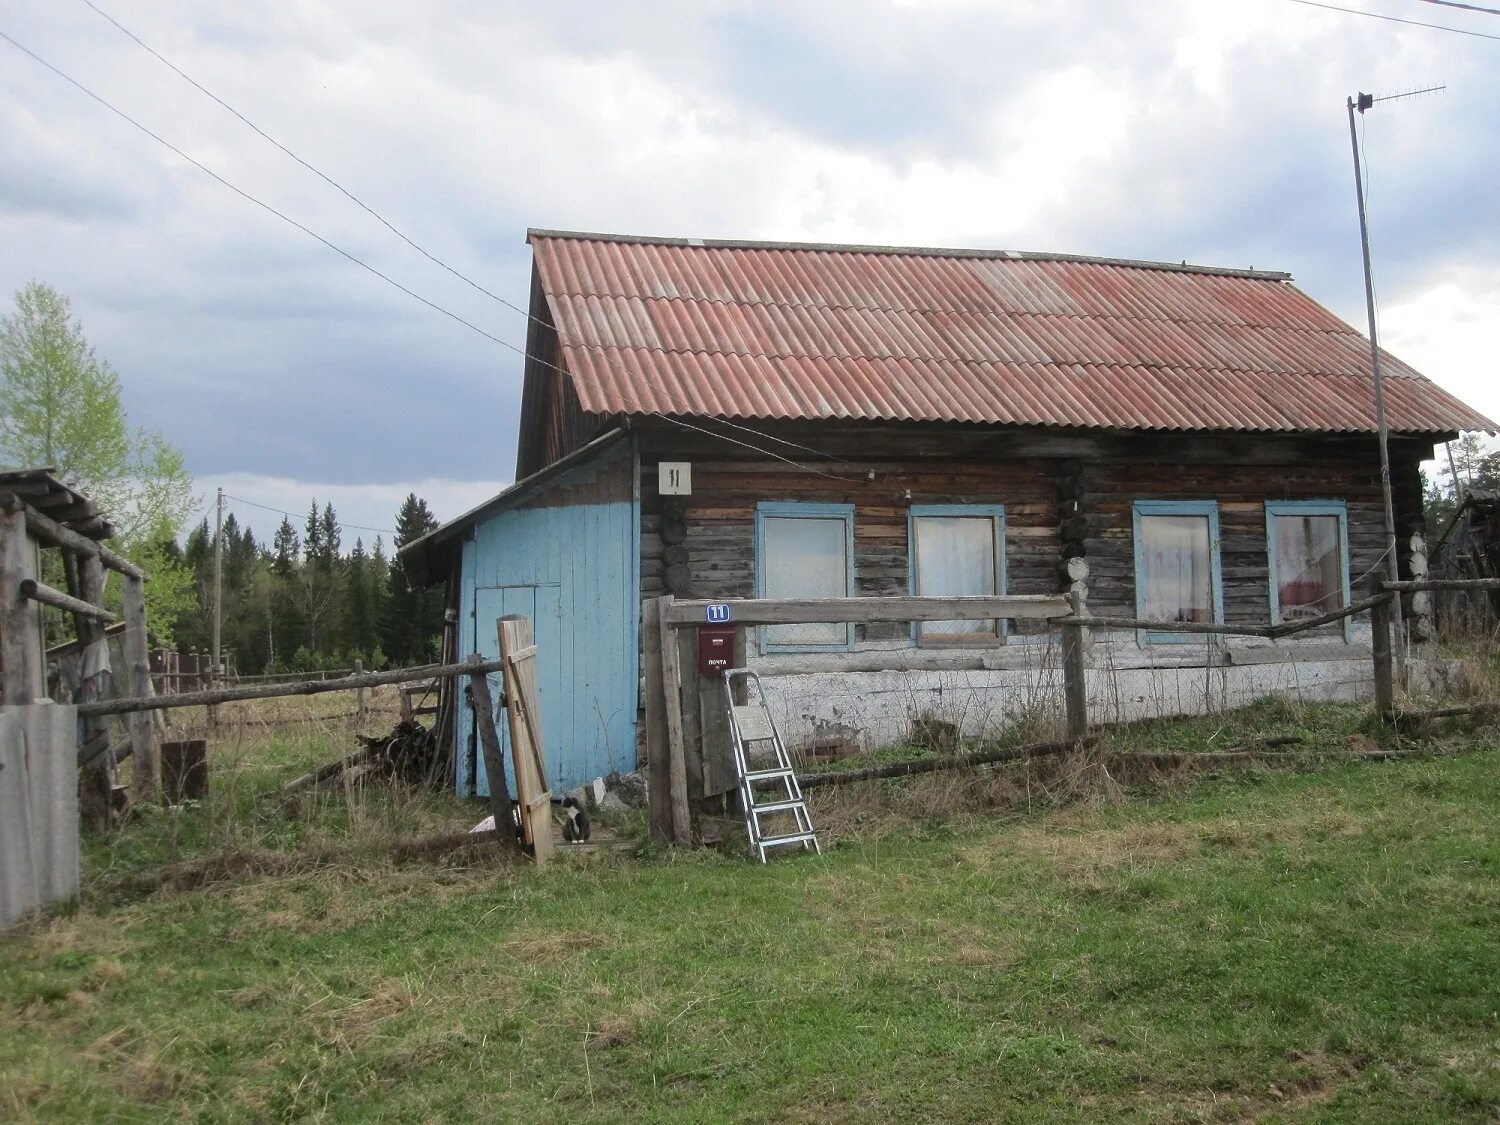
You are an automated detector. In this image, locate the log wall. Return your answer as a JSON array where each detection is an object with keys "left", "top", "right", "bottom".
[{"left": 634, "top": 420, "right": 1433, "bottom": 637}]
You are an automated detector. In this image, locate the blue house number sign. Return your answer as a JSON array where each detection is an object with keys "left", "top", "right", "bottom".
[{"left": 705, "top": 603, "right": 732, "bottom": 624}]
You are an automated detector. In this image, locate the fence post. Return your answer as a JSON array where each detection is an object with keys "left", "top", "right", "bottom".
[
  {"left": 1061, "top": 587, "right": 1089, "bottom": 743},
  {"left": 353, "top": 658, "right": 367, "bottom": 727},
  {"left": 466, "top": 654, "right": 520, "bottom": 855},
  {"left": 1369, "top": 577, "right": 1396, "bottom": 722},
  {"left": 0, "top": 506, "right": 39, "bottom": 704},
  {"left": 657, "top": 595, "right": 692, "bottom": 845},
  {"left": 206, "top": 649, "right": 219, "bottom": 733},
  {"left": 77, "top": 555, "right": 113, "bottom": 826},
  {"left": 642, "top": 598, "right": 671, "bottom": 844},
  {"left": 122, "top": 574, "right": 159, "bottom": 804}
]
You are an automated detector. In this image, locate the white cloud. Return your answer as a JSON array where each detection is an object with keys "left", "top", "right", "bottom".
[
  {"left": 1381, "top": 266, "right": 1500, "bottom": 426},
  {"left": 0, "top": 0, "right": 1495, "bottom": 502}
]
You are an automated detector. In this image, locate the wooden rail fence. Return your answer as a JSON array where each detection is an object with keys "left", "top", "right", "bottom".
[{"left": 642, "top": 569, "right": 1487, "bottom": 846}]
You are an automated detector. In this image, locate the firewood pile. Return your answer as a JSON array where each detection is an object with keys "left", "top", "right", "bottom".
[{"left": 282, "top": 719, "right": 447, "bottom": 794}]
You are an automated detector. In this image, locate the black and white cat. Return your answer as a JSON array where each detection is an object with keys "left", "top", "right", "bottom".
[{"left": 561, "top": 795, "right": 591, "bottom": 843}]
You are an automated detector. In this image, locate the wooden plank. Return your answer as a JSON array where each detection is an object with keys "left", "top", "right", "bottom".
[
  {"left": 0, "top": 507, "right": 37, "bottom": 705},
  {"left": 0, "top": 713, "right": 37, "bottom": 928},
  {"left": 0, "top": 496, "right": 145, "bottom": 578},
  {"left": 1386, "top": 578, "right": 1500, "bottom": 592},
  {"left": 18, "top": 705, "right": 77, "bottom": 911},
  {"left": 1062, "top": 616, "right": 1277, "bottom": 639},
  {"left": 1269, "top": 593, "right": 1388, "bottom": 638},
  {"left": 641, "top": 599, "right": 672, "bottom": 844},
  {"left": 122, "top": 575, "right": 159, "bottom": 803},
  {"left": 799, "top": 737, "right": 1078, "bottom": 790},
  {"left": 699, "top": 659, "right": 736, "bottom": 798},
  {"left": 18, "top": 579, "right": 117, "bottom": 622},
  {"left": 78, "top": 656, "right": 507, "bottom": 718},
  {"left": 77, "top": 556, "right": 112, "bottom": 828},
  {"left": 656, "top": 596, "right": 692, "bottom": 844},
  {"left": 1370, "top": 589, "right": 1395, "bottom": 722},
  {"left": 1061, "top": 590, "right": 1088, "bottom": 743},
  {"left": 498, "top": 616, "right": 554, "bottom": 867},
  {"left": 663, "top": 594, "right": 1071, "bottom": 627},
  {"left": 676, "top": 629, "right": 705, "bottom": 802},
  {"left": 466, "top": 655, "right": 519, "bottom": 857}
]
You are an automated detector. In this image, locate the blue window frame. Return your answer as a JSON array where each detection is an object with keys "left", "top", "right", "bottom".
[
  {"left": 1132, "top": 500, "right": 1224, "bottom": 644},
  {"left": 907, "top": 504, "right": 1007, "bottom": 646},
  {"left": 754, "top": 501, "right": 856, "bottom": 653},
  {"left": 1266, "top": 500, "right": 1352, "bottom": 639}
]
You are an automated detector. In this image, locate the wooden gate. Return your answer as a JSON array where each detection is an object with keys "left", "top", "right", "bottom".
[{"left": 498, "top": 616, "right": 554, "bottom": 866}]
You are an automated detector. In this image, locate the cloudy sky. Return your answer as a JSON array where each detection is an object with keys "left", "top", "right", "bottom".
[{"left": 2, "top": 0, "right": 1496, "bottom": 543}]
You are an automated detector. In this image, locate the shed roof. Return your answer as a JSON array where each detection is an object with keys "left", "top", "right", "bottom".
[
  {"left": 0, "top": 468, "right": 117, "bottom": 540},
  {"left": 528, "top": 229, "right": 1493, "bottom": 436},
  {"left": 400, "top": 429, "right": 628, "bottom": 586}
]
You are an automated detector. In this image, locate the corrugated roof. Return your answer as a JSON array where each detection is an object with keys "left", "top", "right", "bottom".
[{"left": 527, "top": 230, "right": 1494, "bottom": 435}]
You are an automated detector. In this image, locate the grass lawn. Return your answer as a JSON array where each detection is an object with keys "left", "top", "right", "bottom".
[{"left": 2, "top": 710, "right": 1499, "bottom": 1121}]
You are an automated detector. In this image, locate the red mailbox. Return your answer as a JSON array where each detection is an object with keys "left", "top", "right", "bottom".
[{"left": 698, "top": 626, "right": 736, "bottom": 676}]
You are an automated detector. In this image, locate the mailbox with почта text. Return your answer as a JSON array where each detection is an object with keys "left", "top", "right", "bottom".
[{"left": 698, "top": 626, "right": 736, "bottom": 676}]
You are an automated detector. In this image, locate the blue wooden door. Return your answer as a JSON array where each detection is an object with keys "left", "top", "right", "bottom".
[{"left": 472, "top": 584, "right": 564, "bottom": 799}]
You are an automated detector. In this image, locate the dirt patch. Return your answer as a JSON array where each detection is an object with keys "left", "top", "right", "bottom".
[
  {"left": 503, "top": 930, "right": 615, "bottom": 963},
  {"left": 587, "top": 1015, "right": 637, "bottom": 1050},
  {"left": 960, "top": 820, "right": 1205, "bottom": 883},
  {"left": 95, "top": 831, "right": 525, "bottom": 906},
  {"left": 336, "top": 980, "right": 417, "bottom": 1034}
]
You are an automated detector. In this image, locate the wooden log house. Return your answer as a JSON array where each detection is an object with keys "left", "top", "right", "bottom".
[{"left": 400, "top": 230, "right": 1493, "bottom": 798}]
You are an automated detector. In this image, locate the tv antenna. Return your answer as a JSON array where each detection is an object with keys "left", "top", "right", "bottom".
[{"left": 1346, "top": 83, "right": 1446, "bottom": 679}]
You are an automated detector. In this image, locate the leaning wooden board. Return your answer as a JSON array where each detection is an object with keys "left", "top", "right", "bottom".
[{"left": 497, "top": 616, "right": 554, "bottom": 867}]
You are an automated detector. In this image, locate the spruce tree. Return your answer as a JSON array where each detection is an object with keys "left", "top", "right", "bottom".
[
  {"left": 346, "top": 537, "right": 378, "bottom": 658},
  {"left": 380, "top": 493, "right": 441, "bottom": 665},
  {"left": 272, "top": 516, "right": 299, "bottom": 575},
  {"left": 269, "top": 516, "right": 303, "bottom": 663},
  {"left": 320, "top": 502, "right": 341, "bottom": 567},
  {"left": 303, "top": 500, "right": 325, "bottom": 568}
]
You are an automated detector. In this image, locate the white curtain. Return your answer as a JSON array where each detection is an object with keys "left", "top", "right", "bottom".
[
  {"left": 1139, "top": 514, "right": 1211, "bottom": 623},
  {"left": 1275, "top": 514, "right": 1342, "bottom": 619},
  {"left": 914, "top": 516, "right": 998, "bottom": 637},
  {"left": 762, "top": 516, "right": 848, "bottom": 646}
]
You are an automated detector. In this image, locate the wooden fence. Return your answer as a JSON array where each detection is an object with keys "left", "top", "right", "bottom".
[{"left": 640, "top": 564, "right": 1469, "bottom": 846}]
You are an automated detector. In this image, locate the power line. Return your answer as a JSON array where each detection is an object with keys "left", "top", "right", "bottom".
[
  {"left": 221, "top": 493, "right": 396, "bottom": 536},
  {"left": 0, "top": 28, "right": 863, "bottom": 484},
  {"left": 81, "top": 0, "right": 856, "bottom": 473},
  {"left": 1414, "top": 0, "right": 1500, "bottom": 17},
  {"left": 1280, "top": 0, "right": 1500, "bottom": 39}
]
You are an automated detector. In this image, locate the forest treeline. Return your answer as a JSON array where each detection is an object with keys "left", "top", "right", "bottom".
[{"left": 168, "top": 493, "right": 444, "bottom": 675}]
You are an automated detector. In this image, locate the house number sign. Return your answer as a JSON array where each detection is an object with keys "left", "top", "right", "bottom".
[{"left": 659, "top": 462, "right": 692, "bottom": 496}]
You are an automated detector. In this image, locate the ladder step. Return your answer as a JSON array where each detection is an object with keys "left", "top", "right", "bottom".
[
  {"left": 750, "top": 799, "right": 805, "bottom": 816},
  {"left": 761, "top": 832, "right": 817, "bottom": 848},
  {"left": 731, "top": 706, "right": 777, "bottom": 742},
  {"left": 745, "top": 767, "right": 795, "bottom": 782}
]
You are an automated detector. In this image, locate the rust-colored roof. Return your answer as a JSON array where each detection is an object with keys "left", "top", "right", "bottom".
[{"left": 527, "top": 230, "right": 1494, "bottom": 435}]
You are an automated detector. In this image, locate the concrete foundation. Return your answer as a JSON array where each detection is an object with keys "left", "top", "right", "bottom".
[{"left": 747, "top": 631, "right": 1377, "bottom": 754}]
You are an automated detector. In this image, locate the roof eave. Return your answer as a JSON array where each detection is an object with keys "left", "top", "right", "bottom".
[{"left": 399, "top": 427, "right": 630, "bottom": 587}]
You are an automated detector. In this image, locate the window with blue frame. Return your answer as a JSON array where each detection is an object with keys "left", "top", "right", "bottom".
[
  {"left": 908, "top": 504, "right": 1006, "bottom": 645},
  {"left": 1266, "top": 500, "right": 1350, "bottom": 634},
  {"left": 755, "top": 502, "right": 856, "bottom": 652},
  {"left": 1133, "top": 500, "right": 1223, "bottom": 642}
]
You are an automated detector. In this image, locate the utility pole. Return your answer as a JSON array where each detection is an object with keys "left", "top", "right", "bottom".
[
  {"left": 1346, "top": 85, "right": 1444, "bottom": 681},
  {"left": 212, "top": 486, "right": 224, "bottom": 678}
]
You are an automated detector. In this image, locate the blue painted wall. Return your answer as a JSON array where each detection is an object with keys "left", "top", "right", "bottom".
[{"left": 455, "top": 439, "right": 639, "bottom": 797}]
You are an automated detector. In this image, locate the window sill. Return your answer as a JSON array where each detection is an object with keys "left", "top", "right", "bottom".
[{"left": 917, "top": 634, "right": 1005, "bottom": 649}]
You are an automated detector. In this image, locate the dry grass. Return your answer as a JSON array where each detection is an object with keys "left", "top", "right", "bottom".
[{"left": 5, "top": 705, "right": 1500, "bottom": 1120}]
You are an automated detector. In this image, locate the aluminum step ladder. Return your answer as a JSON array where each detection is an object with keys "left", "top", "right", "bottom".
[{"left": 724, "top": 669, "right": 820, "bottom": 862}]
